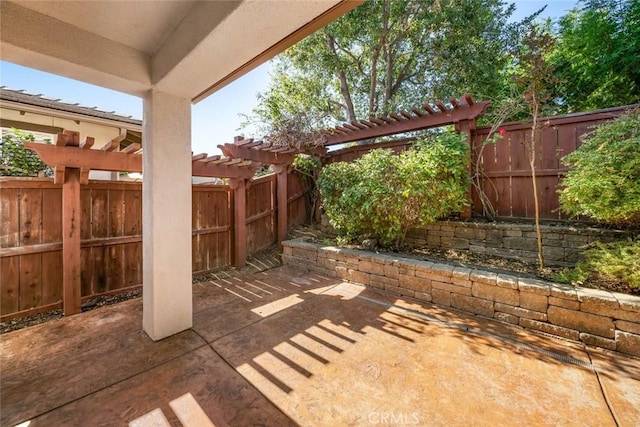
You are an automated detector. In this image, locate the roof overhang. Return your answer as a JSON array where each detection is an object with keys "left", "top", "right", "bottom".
[{"left": 0, "top": 0, "right": 361, "bottom": 103}]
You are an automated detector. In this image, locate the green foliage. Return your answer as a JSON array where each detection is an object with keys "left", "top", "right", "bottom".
[
  {"left": 0, "top": 130, "right": 52, "bottom": 177},
  {"left": 293, "top": 154, "right": 322, "bottom": 223},
  {"left": 559, "top": 109, "right": 640, "bottom": 225},
  {"left": 551, "top": 0, "right": 640, "bottom": 112},
  {"left": 554, "top": 240, "right": 640, "bottom": 289},
  {"left": 292, "top": 154, "right": 321, "bottom": 177},
  {"left": 244, "top": 0, "right": 540, "bottom": 133},
  {"left": 318, "top": 132, "right": 469, "bottom": 247}
]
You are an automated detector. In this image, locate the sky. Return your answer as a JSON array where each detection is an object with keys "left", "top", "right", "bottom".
[{"left": 0, "top": 1, "right": 579, "bottom": 156}]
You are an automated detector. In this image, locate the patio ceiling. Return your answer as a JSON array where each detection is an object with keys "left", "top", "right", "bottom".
[{"left": 0, "top": 0, "right": 358, "bottom": 102}]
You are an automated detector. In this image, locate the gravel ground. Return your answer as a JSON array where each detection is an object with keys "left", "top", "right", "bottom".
[{"left": 1, "top": 245, "right": 283, "bottom": 335}]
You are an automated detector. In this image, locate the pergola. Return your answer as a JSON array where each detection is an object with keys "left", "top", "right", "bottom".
[
  {"left": 321, "top": 94, "right": 490, "bottom": 145},
  {"left": 24, "top": 131, "right": 326, "bottom": 318},
  {"left": 0, "top": 0, "right": 360, "bottom": 340}
]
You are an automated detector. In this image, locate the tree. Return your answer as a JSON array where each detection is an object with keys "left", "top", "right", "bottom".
[
  {"left": 516, "top": 26, "right": 558, "bottom": 270},
  {"left": 551, "top": 0, "right": 640, "bottom": 112},
  {"left": 0, "top": 129, "right": 52, "bottom": 177},
  {"left": 243, "top": 0, "right": 541, "bottom": 135}
]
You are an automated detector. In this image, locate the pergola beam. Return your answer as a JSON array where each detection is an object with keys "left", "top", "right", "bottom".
[
  {"left": 24, "top": 142, "right": 142, "bottom": 172},
  {"left": 220, "top": 143, "right": 295, "bottom": 165},
  {"left": 192, "top": 158, "right": 258, "bottom": 179},
  {"left": 323, "top": 96, "right": 490, "bottom": 146}
]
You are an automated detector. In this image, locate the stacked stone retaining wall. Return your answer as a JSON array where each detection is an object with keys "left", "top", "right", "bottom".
[
  {"left": 320, "top": 218, "right": 634, "bottom": 266},
  {"left": 282, "top": 240, "right": 640, "bottom": 357}
]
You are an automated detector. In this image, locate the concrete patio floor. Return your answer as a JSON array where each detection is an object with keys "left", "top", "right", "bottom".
[{"left": 1, "top": 266, "right": 639, "bottom": 427}]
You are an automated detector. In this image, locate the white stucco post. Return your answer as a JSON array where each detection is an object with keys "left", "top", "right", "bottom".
[{"left": 142, "top": 89, "right": 193, "bottom": 340}]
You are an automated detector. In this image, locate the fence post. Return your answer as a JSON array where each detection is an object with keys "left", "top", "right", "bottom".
[
  {"left": 456, "top": 119, "right": 474, "bottom": 220},
  {"left": 57, "top": 131, "right": 82, "bottom": 315},
  {"left": 273, "top": 165, "right": 288, "bottom": 242},
  {"left": 229, "top": 178, "right": 247, "bottom": 268}
]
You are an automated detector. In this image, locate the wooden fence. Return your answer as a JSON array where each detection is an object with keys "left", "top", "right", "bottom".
[
  {"left": 326, "top": 104, "right": 636, "bottom": 220},
  {"left": 0, "top": 172, "right": 307, "bottom": 319}
]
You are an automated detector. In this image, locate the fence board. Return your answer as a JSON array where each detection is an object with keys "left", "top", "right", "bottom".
[
  {"left": 1, "top": 169, "right": 310, "bottom": 318},
  {"left": 1, "top": 188, "right": 20, "bottom": 248},
  {"left": 123, "top": 242, "right": 142, "bottom": 286},
  {"left": 246, "top": 176, "right": 276, "bottom": 254},
  {"left": 106, "top": 245, "right": 124, "bottom": 291},
  {"left": 123, "top": 189, "right": 141, "bottom": 236},
  {"left": 19, "top": 252, "right": 41, "bottom": 310},
  {"left": 109, "top": 189, "right": 125, "bottom": 237},
  {"left": 81, "top": 247, "right": 92, "bottom": 297},
  {"left": 287, "top": 173, "right": 307, "bottom": 228},
  {"left": 80, "top": 188, "right": 91, "bottom": 240},
  {"left": 20, "top": 188, "right": 42, "bottom": 246},
  {"left": 41, "top": 188, "right": 62, "bottom": 243},
  {"left": 91, "top": 246, "right": 107, "bottom": 295},
  {"left": 1, "top": 256, "right": 19, "bottom": 314},
  {"left": 41, "top": 250, "right": 62, "bottom": 305}
]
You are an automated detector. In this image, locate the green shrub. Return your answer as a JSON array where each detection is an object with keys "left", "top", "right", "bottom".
[
  {"left": 0, "top": 129, "right": 52, "bottom": 177},
  {"left": 318, "top": 132, "right": 469, "bottom": 247},
  {"left": 558, "top": 108, "right": 640, "bottom": 225},
  {"left": 554, "top": 240, "right": 640, "bottom": 289}
]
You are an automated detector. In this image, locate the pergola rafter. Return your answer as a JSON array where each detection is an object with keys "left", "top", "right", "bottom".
[{"left": 321, "top": 94, "right": 491, "bottom": 145}]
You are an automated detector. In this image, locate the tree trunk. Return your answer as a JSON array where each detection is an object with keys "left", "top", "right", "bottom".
[
  {"left": 529, "top": 98, "right": 544, "bottom": 270},
  {"left": 325, "top": 33, "right": 356, "bottom": 123}
]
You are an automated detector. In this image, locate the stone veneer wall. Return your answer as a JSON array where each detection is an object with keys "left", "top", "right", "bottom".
[
  {"left": 320, "top": 217, "right": 634, "bottom": 266},
  {"left": 282, "top": 240, "right": 640, "bottom": 357}
]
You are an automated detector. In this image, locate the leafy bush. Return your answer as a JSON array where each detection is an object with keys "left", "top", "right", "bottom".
[
  {"left": 0, "top": 129, "right": 52, "bottom": 177},
  {"left": 318, "top": 132, "right": 469, "bottom": 247},
  {"left": 559, "top": 109, "right": 640, "bottom": 225},
  {"left": 554, "top": 240, "right": 640, "bottom": 289}
]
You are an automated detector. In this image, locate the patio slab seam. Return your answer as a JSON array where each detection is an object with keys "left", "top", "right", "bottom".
[{"left": 585, "top": 349, "right": 621, "bottom": 426}]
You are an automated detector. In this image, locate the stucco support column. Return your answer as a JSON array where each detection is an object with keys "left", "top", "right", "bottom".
[{"left": 142, "top": 90, "right": 192, "bottom": 341}]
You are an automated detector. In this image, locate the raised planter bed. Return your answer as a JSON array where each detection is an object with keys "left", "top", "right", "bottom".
[
  {"left": 282, "top": 239, "right": 640, "bottom": 357},
  {"left": 321, "top": 217, "right": 634, "bottom": 266}
]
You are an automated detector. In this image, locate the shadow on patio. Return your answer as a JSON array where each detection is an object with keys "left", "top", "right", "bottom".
[{"left": 2, "top": 266, "right": 638, "bottom": 426}]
